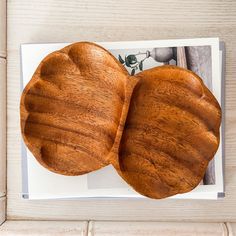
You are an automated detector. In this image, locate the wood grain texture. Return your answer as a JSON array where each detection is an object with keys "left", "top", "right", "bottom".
[
  {"left": 0, "top": 221, "right": 229, "bottom": 236},
  {"left": 0, "top": 220, "right": 88, "bottom": 235},
  {"left": 20, "top": 42, "right": 130, "bottom": 176},
  {"left": 7, "top": 0, "right": 236, "bottom": 220},
  {"left": 88, "top": 221, "right": 227, "bottom": 236},
  {"left": 0, "top": 0, "right": 6, "bottom": 57},
  {"left": 176, "top": 47, "right": 187, "bottom": 68},
  {"left": 227, "top": 223, "right": 236, "bottom": 236},
  {"left": 0, "top": 197, "right": 6, "bottom": 226},
  {"left": 6, "top": 162, "right": 236, "bottom": 221},
  {"left": 118, "top": 66, "right": 221, "bottom": 198},
  {"left": 20, "top": 45, "right": 221, "bottom": 199},
  {"left": 0, "top": 58, "right": 6, "bottom": 197},
  {"left": 185, "top": 46, "right": 215, "bottom": 185}
]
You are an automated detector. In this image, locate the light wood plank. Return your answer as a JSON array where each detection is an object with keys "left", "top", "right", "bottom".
[
  {"left": 88, "top": 221, "right": 227, "bottom": 236},
  {"left": 227, "top": 223, "right": 236, "bottom": 236},
  {"left": 0, "top": 221, "right": 88, "bottom": 235},
  {"left": 5, "top": 159, "right": 236, "bottom": 221},
  {"left": 7, "top": 0, "right": 236, "bottom": 221},
  {"left": 0, "top": 0, "right": 6, "bottom": 57},
  {"left": 0, "top": 197, "right": 6, "bottom": 226},
  {"left": 0, "top": 58, "right": 6, "bottom": 197}
]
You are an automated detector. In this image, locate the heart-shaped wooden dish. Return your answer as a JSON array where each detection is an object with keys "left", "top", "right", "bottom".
[{"left": 20, "top": 42, "right": 221, "bottom": 199}]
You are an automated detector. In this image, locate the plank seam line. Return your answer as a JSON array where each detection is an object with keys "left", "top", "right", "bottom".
[
  {"left": 225, "top": 222, "right": 231, "bottom": 236},
  {"left": 87, "top": 220, "right": 94, "bottom": 236}
]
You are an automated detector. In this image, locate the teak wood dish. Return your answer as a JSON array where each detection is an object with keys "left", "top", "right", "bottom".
[{"left": 20, "top": 42, "right": 221, "bottom": 199}]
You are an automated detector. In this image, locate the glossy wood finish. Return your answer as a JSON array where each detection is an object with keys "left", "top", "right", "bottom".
[
  {"left": 119, "top": 66, "right": 221, "bottom": 198},
  {"left": 20, "top": 41, "right": 221, "bottom": 199},
  {"left": 20, "top": 42, "right": 129, "bottom": 175},
  {"left": 6, "top": 0, "right": 236, "bottom": 222}
]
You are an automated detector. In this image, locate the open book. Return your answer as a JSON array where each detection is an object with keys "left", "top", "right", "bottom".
[{"left": 21, "top": 38, "right": 225, "bottom": 199}]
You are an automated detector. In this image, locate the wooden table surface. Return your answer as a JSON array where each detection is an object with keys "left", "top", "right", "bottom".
[{"left": 6, "top": 0, "right": 236, "bottom": 222}]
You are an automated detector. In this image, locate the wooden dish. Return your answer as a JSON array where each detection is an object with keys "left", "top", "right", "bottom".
[{"left": 20, "top": 42, "right": 221, "bottom": 199}]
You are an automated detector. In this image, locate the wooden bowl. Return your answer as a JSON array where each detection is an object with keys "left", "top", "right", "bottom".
[{"left": 20, "top": 42, "right": 221, "bottom": 199}]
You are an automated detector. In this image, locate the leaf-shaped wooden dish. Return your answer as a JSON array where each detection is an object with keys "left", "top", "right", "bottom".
[{"left": 20, "top": 42, "right": 221, "bottom": 199}]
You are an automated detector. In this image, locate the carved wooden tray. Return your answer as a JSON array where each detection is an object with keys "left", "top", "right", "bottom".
[{"left": 20, "top": 42, "right": 221, "bottom": 199}]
